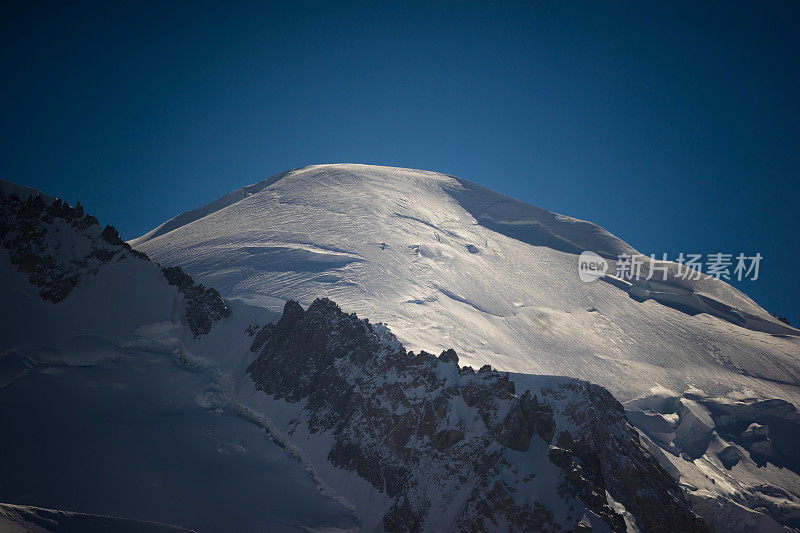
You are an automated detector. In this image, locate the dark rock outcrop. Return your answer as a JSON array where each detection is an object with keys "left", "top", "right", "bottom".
[
  {"left": 1, "top": 187, "right": 226, "bottom": 338},
  {"left": 541, "top": 381, "right": 709, "bottom": 533},
  {"left": 0, "top": 191, "right": 147, "bottom": 302},
  {"left": 247, "top": 298, "right": 707, "bottom": 532},
  {"left": 161, "top": 266, "right": 230, "bottom": 337}
]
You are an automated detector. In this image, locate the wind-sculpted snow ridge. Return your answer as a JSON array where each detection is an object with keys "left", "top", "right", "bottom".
[{"left": 247, "top": 297, "right": 708, "bottom": 532}]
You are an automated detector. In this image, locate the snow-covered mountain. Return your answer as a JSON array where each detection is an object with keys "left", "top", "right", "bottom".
[
  {"left": 2, "top": 164, "right": 798, "bottom": 531},
  {"left": 131, "top": 163, "right": 800, "bottom": 531},
  {"left": 0, "top": 177, "right": 713, "bottom": 532},
  {"left": 1, "top": 176, "right": 714, "bottom": 532}
]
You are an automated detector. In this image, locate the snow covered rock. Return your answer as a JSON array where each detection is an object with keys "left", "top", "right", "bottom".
[
  {"left": 0, "top": 185, "right": 148, "bottom": 303},
  {"left": 161, "top": 265, "right": 230, "bottom": 337},
  {"left": 247, "top": 297, "right": 707, "bottom": 532},
  {"left": 0, "top": 181, "right": 229, "bottom": 343}
]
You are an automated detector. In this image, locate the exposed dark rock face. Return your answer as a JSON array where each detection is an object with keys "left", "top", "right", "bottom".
[
  {"left": 718, "top": 445, "right": 742, "bottom": 470},
  {"left": 161, "top": 266, "right": 230, "bottom": 337},
  {"left": 498, "top": 390, "right": 556, "bottom": 451},
  {"left": 248, "top": 298, "right": 707, "bottom": 532},
  {"left": 1, "top": 189, "right": 228, "bottom": 338},
  {"left": 771, "top": 312, "right": 791, "bottom": 326},
  {"left": 540, "top": 382, "right": 709, "bottom": 533},
  {"left": 249, "top": 323, "right": 274, "bottom": 352},
  {"left": 0, "top": 191, "right": 148, "bottom": 302},
  {"left": 100, "top": 224, "right": 125, "bottom": 246}
]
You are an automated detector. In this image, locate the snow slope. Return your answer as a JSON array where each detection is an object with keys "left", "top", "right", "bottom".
[
  {"left": 132, "top": 163, "right": 800, "bottom": 531},
  {"left": 0, "top": 183, "right": 359, "bottom": 532},
  {"left": 132, "top": 164, "right": 799, "bottom": 403}
]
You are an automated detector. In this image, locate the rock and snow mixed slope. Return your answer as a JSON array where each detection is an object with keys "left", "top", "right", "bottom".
[
  {"left": 0, "top": 182, "right": 360, "bottom": 532},
  {"left": 0, "top": 178, "right": 711, "bottom": 532},
  {"left": 131, "top": 164, "right": 800, "bottom": 531},
  {"left": 243, "top": 297, "right": 706, "bottom": 532}
]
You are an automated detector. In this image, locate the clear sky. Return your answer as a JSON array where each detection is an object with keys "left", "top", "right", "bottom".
[{"left": 2, "top": 1, "right": 798, "bottom": 324}]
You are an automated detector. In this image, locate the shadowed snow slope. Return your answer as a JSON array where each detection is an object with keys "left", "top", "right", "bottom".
[
  {"left": 132, "top": 163, "right": 800, "bottom": 532},
  {"left": 0, "top": 181, "right": 359, "bottom": 532},
  {"left": 0, "top": 503, "right": 195, "bottom": 533}
]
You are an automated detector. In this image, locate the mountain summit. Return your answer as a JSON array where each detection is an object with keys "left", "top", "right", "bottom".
[
  {"left": 133, "top": 163, "right": 800, "bottom": 530},
  {"left": 2, "top": 168, "right": 798, "bottom": 530},
  {"left": 0, "top": 179, "right": 705, "bottom": 531},
  {"left": 133, "top": 163, "right": 797, "bottom": 399}
]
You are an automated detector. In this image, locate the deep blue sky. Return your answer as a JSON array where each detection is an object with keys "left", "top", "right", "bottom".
[{"left": 2, "top": 1, "right": 798, "bottom": 323}]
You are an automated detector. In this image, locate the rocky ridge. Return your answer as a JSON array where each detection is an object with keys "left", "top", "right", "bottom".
[
  {"left": 247, "top": 298, "right": 708, "bottom": 532},
  {"left": 162, "top": 265, "right": 230, "bottom": 337},
  {"left": 0, "top": 189, "right": 147, "bottom": 302},
  {"left": 0, "top": 186, "right": 228, "bottom": 337}
]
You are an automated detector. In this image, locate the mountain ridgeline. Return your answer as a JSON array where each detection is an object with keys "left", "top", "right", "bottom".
[
  {"left": 246, "top": 297, "right": 707, "bottom": 532},
  {"left": 0, "top": 183, "right": 229, "bottom": 337},
  {"left": 2, "top": 169, "right": 799, "bottom": 532}
]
